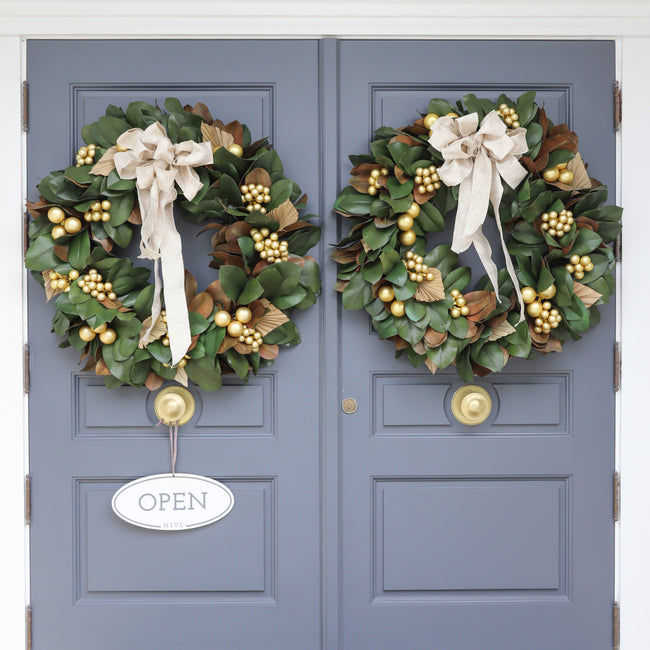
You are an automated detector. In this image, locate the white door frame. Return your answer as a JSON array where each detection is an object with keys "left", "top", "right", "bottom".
[{"left": 1, "top": 4, "right": 649, "bottom": 648}]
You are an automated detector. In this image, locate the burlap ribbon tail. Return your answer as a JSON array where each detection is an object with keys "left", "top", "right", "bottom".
[
  {"left": 428, "top": 111, "right": 529, "bottom": 322},
  {"left": 113, "top": 123, "right": 213, "bottom": 365}
]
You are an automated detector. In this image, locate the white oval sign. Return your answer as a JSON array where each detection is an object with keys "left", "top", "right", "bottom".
[{"left": 112, "top": 473, "right": 234, "bottom": 531}]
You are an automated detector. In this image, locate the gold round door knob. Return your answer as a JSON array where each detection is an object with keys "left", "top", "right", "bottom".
[
  {"left": 451, "top": 385, "right": 492, "bottom": 426},
  {"left": 154, "top": 386, "right": 196, "bottom": 425}
]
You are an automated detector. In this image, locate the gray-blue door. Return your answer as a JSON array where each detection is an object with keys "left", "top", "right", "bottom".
[{"left": 27, "top": 39, "right": 615, "bottom": 649}]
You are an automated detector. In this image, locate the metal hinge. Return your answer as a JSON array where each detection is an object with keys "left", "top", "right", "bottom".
[
  {"left": 613, "top": 601, "right": 620, "bottom": 650},
  {"left": 23, "top": 211, "right": 30, "bottom": 255},
  {"left": 25, "top": 475, "right": 31, "bottom": 525},
  {"left": 613, "top": 471, "right": 620, "bottom": 522},
  {"left": 614, "top": 342, "right": 621, "bottom": 392},
  {"left": 25, "top": 604, "right": 32, "bottom": 650},
  {"left": 614, "top": 81, "right": 622, "bottom": 132},
  {"left": 614, "top": 234, "right": 621, "bottom": 263},
  {"left": 22, "top": 81, "right": 28, "bottom": 132},
  {"left": 24, "top": 344, "right": 30, "bottom": 394}
]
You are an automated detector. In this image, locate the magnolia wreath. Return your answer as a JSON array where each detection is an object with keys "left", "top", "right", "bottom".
[
  {"left": 25, "top": 98, "right": 321, "bottom": 391},
  {"left": 332, "top": 92, "right": 621, "bottom": 380}
]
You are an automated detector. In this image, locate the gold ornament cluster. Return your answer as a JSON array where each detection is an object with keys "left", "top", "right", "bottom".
[
  {"left": 414, "top": 164, "right": 441, "bottom": 196},
  {"left": 496, "top": 103, "right": 521, "bottom": 129},
  {"left": 520, "top": 285, "right": 562, "bottom": 333},
  {"left": 396, "top": 201, "right": 421, "bottom": 246},
  {"left": 75, "top": 143, "right": 97, "bottom": 167},
  {"left": 540, "top": 208, "right": 574, "bottom": 239},
  {"left": 214, "top": 306, "right": 264, "bottom": 352},
  {"left": 368, "top": 167, "right": 389, "bottom": 196},
  {"left": 377, "top": 285, "right": 406, "bottom": 318},
  {"left": 403, "top": 251, "right": 436, "bottom": 283},
  {"left": 240, "top": 182, "right": 271, "bottom": 214},
  {"left": 565, "top": 254, "right": 593, "bottom": 280},
  {"left": 251, "top": 227, "right": 289, "bottom": 263},
  {"left": 83, "top": 199, "right": 112, "bottom": 224},
  {"left": 76, "top": 268, "right": 117, "bottom": 302},
  {"left": 48, "top": 269, "right": 79, "bottom": 293},
  {"left": 542, "top": 162, "right": 574, "bottom": 185},
  {"left": 47, "top": 206, "right": 82, "bottom": 239},
  {"left": 79, "top": 322, "right": 116, "bottom": 345},
  {"left": 449, "top": 289, "right": 470, "bottom": 319}
]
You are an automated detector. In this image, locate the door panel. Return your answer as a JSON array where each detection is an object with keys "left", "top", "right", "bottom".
[
  {"left": 338, "top": 40, "right": 615, "bottom": 650},
  {"left": 27, "top": 40, "right": 321, "bottom": 650}
]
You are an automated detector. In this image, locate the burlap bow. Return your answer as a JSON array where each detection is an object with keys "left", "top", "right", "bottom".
[
  {"left": 428, "top": 111, "right": 529, "bottom": 320},
  {"left": 114, "top": 122, "right": 213, "bottom": 365}
]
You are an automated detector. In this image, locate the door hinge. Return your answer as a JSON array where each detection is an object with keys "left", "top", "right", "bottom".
[
  {"left": 613, "top": 471, "right": 620, "bottom": 522},
  {"left": 25, "top": 474, "right": 31, "bottom": 525},
  {"left": 614, "top": 342, "right": 621, "bottom": 392},
  {"left": 25, "top": 604, "right": 32, "bottom": 650},
  {"left": 22, "top": 81, "right": 28, "bottom": 133},
  {"left": 614, "top": 233, "right": 621, "bottom": 263},
  {"left": 23, "top": 212, "right": 30, "bottom": 255},
  {"left": 613, "top": 601, "right": 620, "bottom": 650},
  {"left": 614, "top": 81, "right": 622, "bottom": 132},
  {"left": 23, "top": 344, "right": 30, "bottom": 394}
]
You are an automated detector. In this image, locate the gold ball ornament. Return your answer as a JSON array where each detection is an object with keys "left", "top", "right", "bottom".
[
  {"left": 396, "top": 214, "right": 414, "bottom": 231},
  {"left": 558, "top": 169, "right": 574, "bottom": 184},
  {"left": 538, "top": 284, "right": 557, "bottom": 300},
  {"left": 378, "top": 286, "right": 395, "bottom": 303},
  {"left": 399, "top": 230, "right": 416, "bottom": 246},
  {"left": 92, "top": 323, "right": 108, "bottom": 334},
  {"left": 406, "top": 202, "right": 421, "bottom": 218},
  {"left": 423, "top": 113, "right": 439, "bottom": 129},
  {"left": 214, "top": 310, "right": 232, "bottom": 328},
  {"left": 526, "top": 301, "right": 543, "bottom": 318},
  {"left": 47, "top": 206, "right": 66, "bottom": 224},
  {"left": 542, "top": 168, "right": 560, "bottom": 182},
  {"left": 390, "top": 301, "right": 405, "bottom": 317},
  {"left": 227, "top": 321, "right": 244, "bottom": 338},
  {"left": 64, "top": 217, "right": 82, "bottom": 233},
  {"left": 227, "top": 144, "right": 244, "bottom": 157},
  {"left": 78, "top": 326, "right": 96, "bottom": 342},
  {"left": 51, "top": 225, "right": 66, "bottom": 239},
  {"left": 520, "top": 286, "right": 537, "bottom": 304},
  {"left": 98, "top": 328, "right": 117, "bottom": 344},
  {"left": 235, "top": 307, "right": 252, "bottom": 324}
]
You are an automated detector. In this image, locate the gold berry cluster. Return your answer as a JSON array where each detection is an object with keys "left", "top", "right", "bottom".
[
  {"left": 368, "top": 167, "right": 389, "bottom": 196},
  {"left": 540, "top": 208, "right": 574, "bottom": 238},
  {"left": 251, "top": 227, "right": 289, "bottom": 263},
  {"left": 78, "top": 322, "right": 117, "bottom": 345},
  {"left": 48, "top": 269, "right": 79, "bottom": 293},
  {"left": 214, "top": 306, "right": 264, "bottom": 353},
  {"left": 449, "top": 289, "right": 470, "bottom": 319},
  {"left": 414, "top": 165, "right": 441, "bottom": 196},
  {"left": 377, "top": 285, "right": 406, "bottom": 318},
  {"left": 521, "top": 285, "right": 563, "bottom": 333},
  {"left": 403, "top": 251, "right": 436, "bottom": 283},
  {"left": 396, "top": 201, "right": 421, "bottom": 247},
  {"left": 47, "top": 206, "right": 82, "bottom": 239},
  {"left": 76, "top": 268, "right": 117, "bottom": 302},
  {"left": 75, "top": 143, "right": 97, "bottom": 167},
  {"left": 496, "top": 103, "right": 521, "bottom": 129},
  {"left": 240, "top": 183, "right": 271, "bottom": 214},
  {"left": 423, "top": 111, "right": 459, "bottom": 134},
  {"left": 565, "top": 254, "right": 593, "bottom": 280},
  {"left": 542, "top": 162, "right": 574, "bottom": 185},
  {"left": 83, "top": 200, "right": 112, "bottom": 224}
]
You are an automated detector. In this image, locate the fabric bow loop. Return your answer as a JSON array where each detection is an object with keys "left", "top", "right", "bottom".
[{"left": 114, "top": 122, "right": 213, "bottom": 365}]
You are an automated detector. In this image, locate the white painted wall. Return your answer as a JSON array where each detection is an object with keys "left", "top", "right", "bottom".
[{"left": 1, "top": 2, "right": 649, "bottom": 648}]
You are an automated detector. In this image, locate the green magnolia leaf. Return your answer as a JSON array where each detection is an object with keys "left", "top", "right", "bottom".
[
  {"left": 219, "top": 265, "right": 248, "bottom": 302},
  {"left": 342, "top": 274, "right": 373, "bottom": 310}
]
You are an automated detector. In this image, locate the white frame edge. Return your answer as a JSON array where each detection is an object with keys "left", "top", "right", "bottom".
[{"left": 0, "top": 7, "right": 648, "bottom": 649}]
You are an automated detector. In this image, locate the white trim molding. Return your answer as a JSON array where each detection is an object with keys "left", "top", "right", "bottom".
[{"left": 1, "top": 3, "right": 649, "bottom": 649}]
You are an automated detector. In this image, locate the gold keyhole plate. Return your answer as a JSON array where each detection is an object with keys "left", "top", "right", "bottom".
[
  {"left": 450, "top": 385, "right": 492, "bottom": 426},
  {"left": 154, "top": 386, "right": 196, "bottom": 426}
]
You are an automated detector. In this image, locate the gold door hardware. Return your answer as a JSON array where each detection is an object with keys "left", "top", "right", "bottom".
[
  {"left": 450, "top": 385, "right": 492, "bottom": 426},
  {"left": 154, "top": 386, "right": 196, "bottom": 426},
  {"left": 342, "top": 398, "right": 358, "bottom": 414}
]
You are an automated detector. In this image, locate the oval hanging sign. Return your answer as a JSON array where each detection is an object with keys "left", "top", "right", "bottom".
[{"left": 112, "top": 473, "right": 235, "bottom": 531}]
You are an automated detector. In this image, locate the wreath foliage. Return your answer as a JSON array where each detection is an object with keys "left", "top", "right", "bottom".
[
  {"left": 25, "top": 98, "right": 321, "bottom": 391},
  {"left": 332, "top": 92, "right": 621, "bottom": 380}
]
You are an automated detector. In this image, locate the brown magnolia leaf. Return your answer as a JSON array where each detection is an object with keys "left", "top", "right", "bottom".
[
  {"left": 255, "top": 299, "right": 290, "bottom": 336},
  {"left": 471, "top": 362, "right": 493, "bottom": 378},
  {"left": 174, "top": 367, "right": 189, "bottom": 388},
  {"left": 350, "top": 162, "right": 381, "bottom": 176},
  {"left": 245, "top": 167, "right": 272, "bottom": 188},
  {"left": 201, "top": 122, "right": 234, "bottom": 151},
  {"left": 234, "top": 342, "right": 252, "bottom": 355},
  {"left": 189, "top": 292, "right": 214, "bottom": 319},
  {"left": 330, "top": 248, "right": 359, "bottom": 264},
  {"left": 424, "top": 328, "right": 447, "bottom": 348},
  {"left": 465, "top": 291, "right": 497, "bottom": 322},
  {"left": 413, "top": 341, "right": 426, "bottom": 355},
  {"left": 466, "top": 320, "right": 483, "bottom": 343},
  {"left": 414, "top": 188, "right": 436, "bottom": 204},
  {"left": 205, "top": 279, "right": 232, "bottom": 310},
  {"left": 94, "top": 357, "right": 111, "bottom": 376},
  {"left": 259, "top": 343, "right": 279, "bottom": 360},
  {"left": 218, "top": 336, "right": 238, "bottom": 354},
  {"left": 573, "top": 281, "right": 602, "bottom": 309},
  {"left": 145, "top": 371, "right": 164, "bottom": 391},
  {"left": 334, "top": 280, "right": 349, "bottom": 293},
  {"left": 53, "top": 245, "right": 68, "bottom": 262},
  {"left": 138, "top": 314, "right": 167, "bottom": 348},
  {"left": 424, "top": 358, "right": 438, "bottom": 376},
  {"left": 414, "top": 270, "right": 444, "bottom": 302},
  {"left": 99, "top": 296, "right": 123, "bottom": 310},
  {"left": 268, "top": 199, "right": 299, "bottom": 230},
  {"left": 81, "top": 355, "right": 97, "bottom": 372},
  {"left": 349, "top": 178, "right": 370, "bottom": 193},
  {"left": 184, "top": 270, "right": 198, "bottom": 305},
  {"left": 222, "top": 120, "right": 244, "bottom": 145},
  {"left": 389, "top": 134, "right": 422, "bottom": 147},
  {"left": 488, "top": 319, "right": 516, "bottom": 341},
  {"left": 224, "top": 220, "right": 252, "bottom": 243},
  {"left": 394, "top": 166, "right": 409, "bottom": 184},
  {"left": 128, "top": 202, "right": 142, "bottom": 225},
  {"left": 42, "top": 271, "right": 63, "bottom": 301},
  {"left": 90, "top": 146, "right": 117, "bottom": 176},
  {"left": 391, "top": 336, "right": 410, "bottom": 351},
  {"left": 185, "top": 102, "right": 213, "bottom": 123}
]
